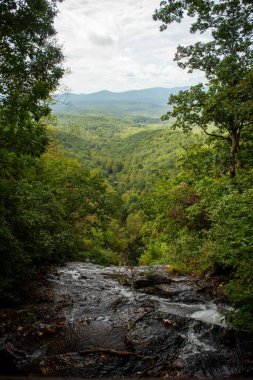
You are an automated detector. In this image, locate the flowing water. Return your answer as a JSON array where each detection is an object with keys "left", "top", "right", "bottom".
[{"left": 0, "top": 262, "right": 252, "bottom": 377}]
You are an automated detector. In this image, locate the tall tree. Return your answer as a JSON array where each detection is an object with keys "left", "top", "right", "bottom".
[
  {"left": 0, "top": 0, "right": 64, "bottom": 156},
  {"left": 154, "top": 0, "right": 253, "bottom": 177}
]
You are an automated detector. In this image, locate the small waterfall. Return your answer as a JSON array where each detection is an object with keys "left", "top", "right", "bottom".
[{"left": 1, "top": 262, "right": 252, "bottom": 377}]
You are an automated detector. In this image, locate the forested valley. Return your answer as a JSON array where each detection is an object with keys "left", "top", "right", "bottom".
[
  {"left": 2, "top": 97, "right": 253, "bottom": 331},
  {"left": 54, "top": 103, "right": 253, "bottom": 332},
  {"left": 0, "top": 0, "right": 253, "bottom": 352}
]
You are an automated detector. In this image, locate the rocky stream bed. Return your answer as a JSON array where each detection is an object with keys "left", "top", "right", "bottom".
[{"left": 0, "top": 262, "right": 252, "bottom": 378}]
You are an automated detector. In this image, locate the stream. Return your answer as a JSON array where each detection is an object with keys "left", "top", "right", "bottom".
[{"left": 0, "top": 262, "right": 252, "bottom": 377}]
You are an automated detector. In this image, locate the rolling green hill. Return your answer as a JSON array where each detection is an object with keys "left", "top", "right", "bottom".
[{"left": 52, "top": 86, "right": 189, "bottom": 117}]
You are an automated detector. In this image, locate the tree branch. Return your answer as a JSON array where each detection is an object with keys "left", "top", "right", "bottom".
[{"left": 201, "top": 128, "right": 231, "bottom": 141}]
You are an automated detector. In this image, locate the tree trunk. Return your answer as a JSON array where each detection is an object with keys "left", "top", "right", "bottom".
[{"left": 230, "top": 131, "right": 240, "bottom": 178}]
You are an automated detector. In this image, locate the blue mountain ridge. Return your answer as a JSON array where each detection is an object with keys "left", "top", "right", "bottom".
[{"left": 52, "top": 86, "right": 190, "bottom": 115}]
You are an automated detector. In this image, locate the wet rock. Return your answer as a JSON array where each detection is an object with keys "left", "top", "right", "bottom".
[
  {"left": 0, "top": 340, "right": 26, "bottom": 374},
  {"left": 133, "top": 273, "right": 172, "bottom": 289},
  {"left": 1, "top": 262, "right": 252, "bottom": 378},
  {"left": 146, "top": 273, "right": 172, "bottom": 284},
  {"left": 133, "top": 278, "right": 154, "bottom": 288}
]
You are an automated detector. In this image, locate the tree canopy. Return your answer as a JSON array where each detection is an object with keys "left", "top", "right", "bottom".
[
  {"left": 0, "top": 0, "right": 67, "bottom": 301},
  {"left": 0, "top": 0, "right": 64, "bottom": 156},
  {"left": 154, "top": 0, "right": 253, "bottom": 177}
]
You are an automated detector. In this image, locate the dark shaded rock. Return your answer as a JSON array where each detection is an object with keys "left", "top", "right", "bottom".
[
  {"left": 0, "top": 341, "right": 26, "bottom": 375},
  {"left": 133, "top": 278, "right": 154, "bottom": 288},
  {"left": 133, "top": 272, "right": 172, "bottom": 289},
  {"left": 146, "top": 273, "right": 172, "bottom": 284},
  {"left": 1, "top": 262, "right": 252, "bottom": 378}
]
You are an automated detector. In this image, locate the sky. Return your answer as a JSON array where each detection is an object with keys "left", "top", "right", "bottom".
[{"left": 54, "top": 0, "right": 206, "bottom": 93}]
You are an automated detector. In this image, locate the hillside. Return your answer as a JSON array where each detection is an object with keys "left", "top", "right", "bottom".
[{"left": 52, "top": 86, "right": 189, "bottom": 116}]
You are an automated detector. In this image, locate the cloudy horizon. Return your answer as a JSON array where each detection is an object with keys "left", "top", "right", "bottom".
[{"left": 55, "top": 0, "right": 206, "bottom": 93}]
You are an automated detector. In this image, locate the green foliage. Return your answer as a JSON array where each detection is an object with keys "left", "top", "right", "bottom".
[
  {"left": 154, "top": 0, "right": 253, "bottom": 178},
  {"left": 208, "top": 189, "right": 253, "bottom": 330},
  {"left": 0, "top": 0, "right": 77, "bottom": 302},
  {"left": 0, "top": 0, "right": 64, "bottom": 156},
  {"left": 0, "top": 147, "right": 116, "bottom": 300}
]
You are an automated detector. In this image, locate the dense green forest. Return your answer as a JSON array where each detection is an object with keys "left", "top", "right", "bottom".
[{"left": 0, "top": 0, "right": 252, "bottom": 333}]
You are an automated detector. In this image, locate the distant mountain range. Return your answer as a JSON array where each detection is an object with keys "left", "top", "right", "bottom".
[{"left": 52, "top": 86, "right": 190, "bottom": 116}]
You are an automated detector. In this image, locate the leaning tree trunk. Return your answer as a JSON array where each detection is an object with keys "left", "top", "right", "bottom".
[{"left": 230, "top": 130, "right": 240, "bottom": 178}]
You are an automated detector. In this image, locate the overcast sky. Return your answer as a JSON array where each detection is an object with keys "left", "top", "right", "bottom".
[{"left": 54, "top": 0, "right": 205, "bottom": 93}]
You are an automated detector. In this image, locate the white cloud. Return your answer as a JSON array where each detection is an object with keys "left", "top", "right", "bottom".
[{"left": 55, "top": 0, "right": 205, "bottom": 93}]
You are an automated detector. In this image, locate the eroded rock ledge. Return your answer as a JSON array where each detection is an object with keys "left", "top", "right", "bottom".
[{"left": 0, "top": 263, "right": 252, "bottom": 377}]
